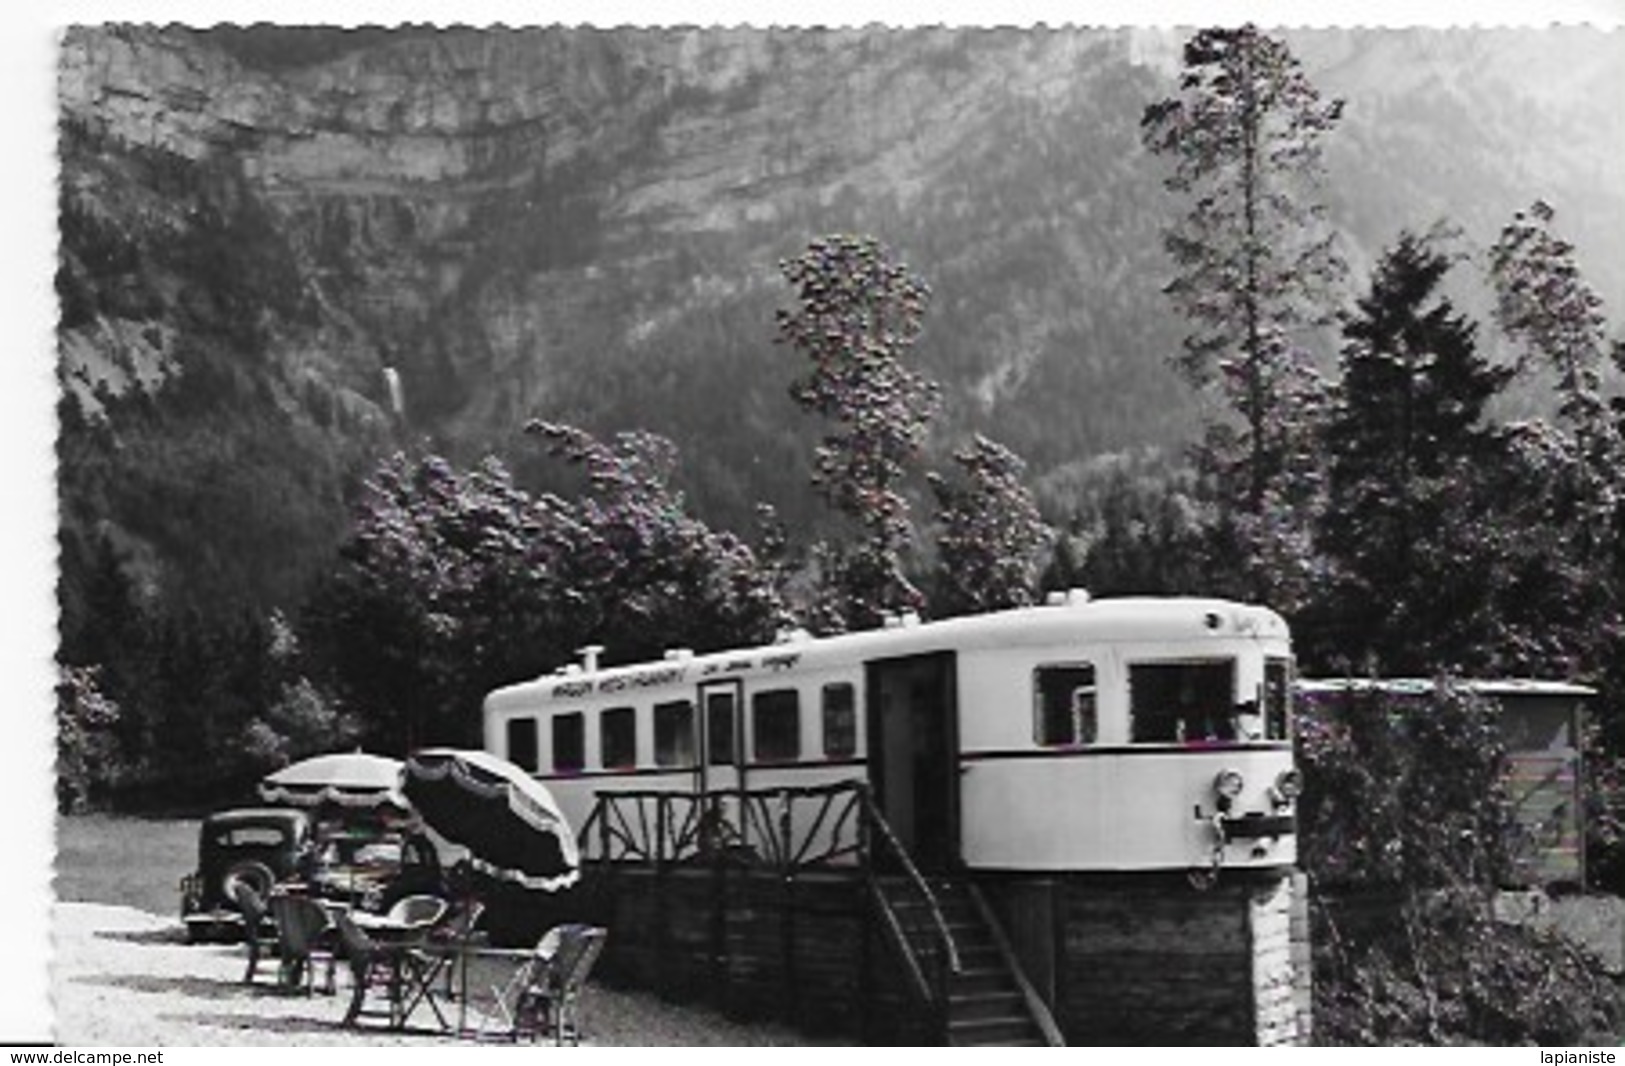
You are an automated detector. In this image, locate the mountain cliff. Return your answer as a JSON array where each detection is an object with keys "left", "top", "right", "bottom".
[{"left": 55, "top": 24, "right": 1625, "bottom": 618}]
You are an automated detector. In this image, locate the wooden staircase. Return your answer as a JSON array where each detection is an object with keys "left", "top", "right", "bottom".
[{"left": 874, "top": 875, "right": 1065, "bottom": 1047}]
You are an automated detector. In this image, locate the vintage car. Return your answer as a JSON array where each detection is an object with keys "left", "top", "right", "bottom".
[
  {"left": 180, "top": 807, "right": 315, "bottom": 943},
  {"left": 181, "top": 807, "right": 446, "bottom": 942},
  {"left": 306, "top": 821, "right": 444, "bottom": 912}
]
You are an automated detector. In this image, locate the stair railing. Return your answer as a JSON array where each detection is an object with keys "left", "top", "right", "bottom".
[
  {"left": 578, "top": 781, "right": 963, "bottom": 1037},
  {"left": 856, "top": 785, "right": 961, "bottom": 1034},
  {"left": 966, "top": 882, "right": 1067, "bottom": 1046}
]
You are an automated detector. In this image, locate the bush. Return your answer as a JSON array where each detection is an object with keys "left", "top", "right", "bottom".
[
  {"left": 1314, "top": 889, "right": 1621, "bottom": 1045},
  {"left": 1296, "top": 682, "right": 1515, "bottom": 890},
  {"left": 1298, "top": 681, "right": 1622, "bottom": 1044}
]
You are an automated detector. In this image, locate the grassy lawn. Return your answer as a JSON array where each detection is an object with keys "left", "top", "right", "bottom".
[{"left": 55, "top": 813, "right": 200, "bottom": 918}]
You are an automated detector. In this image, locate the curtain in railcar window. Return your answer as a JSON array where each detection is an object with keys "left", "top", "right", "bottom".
[
  {"left": 1035, "top": 665, "right": 1096, "bottom": 746},
  {"left": 552, "top": 712, "right": 585, "bottom": 772},
  {"left": 1263, "top": 658, "right": 1292, "bottom": 740},
  {"left": 752, "top": 689, "right": 801, "bottom": 762},
  {"left": 506, "top": 716, "right": 539, "bottom": 772},
  {"left": 823, "top": 683, "right": 857, "bottom": 758},
  {"left": 654, "top": 700, "right": 695, "bottom": 766},
  {"left": 706, "top": 692, "right": 737, "bottom": 766},
  {"left": 601, "top": 706, "right": 637, "bottom": 769}
]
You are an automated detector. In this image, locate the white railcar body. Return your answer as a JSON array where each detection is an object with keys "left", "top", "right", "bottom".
[{"left": 483, "top": 594, "right": 1298, "bottom": 875}]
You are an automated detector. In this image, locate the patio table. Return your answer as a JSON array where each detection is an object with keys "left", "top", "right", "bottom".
[{"left": 334, "top": 912, "right": 455, "bottom": 1033}]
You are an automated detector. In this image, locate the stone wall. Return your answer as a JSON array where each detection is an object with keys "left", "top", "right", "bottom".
[{"left": 988, "top": 869, "right": 1307, "bottom": 1046}]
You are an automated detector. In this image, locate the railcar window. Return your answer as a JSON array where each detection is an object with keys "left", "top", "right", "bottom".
[
  {"left": 1035, "top": 665, "right": 1097, "bottom": 746},
  {"left": 601, "top": 706, "right": 637, "bottom": 769},
  {"left": 654, "top": 699, "right": 696, "bottom": 767},
  {"left": 552, "top": 712, "right": 585, "bottom": 772},
  {"left": 1263, "top": 658, "right": 1292, "bottom": 740},
  {"left": 752, "top": 689, "right": 801, "bottom": 762},
  {"left": 506, "top": 716, "right": 539, "bottom": 772},
  {"left": 706, "top": 691, "right": 737, "bottom": 766},
  {"left": 823, "top": 683, "right": 857, "bottom": 758},
  {"left": 1130, "top": 660, "right": 1236, "bottom": 743}
]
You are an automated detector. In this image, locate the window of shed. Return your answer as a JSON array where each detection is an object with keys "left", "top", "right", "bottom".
[
  {"left": 601, "top": 706, "right": 637, "bottom": 769},
  {"left": 752, "top": 689, "right": 801, "bottom": 762},
  {"left": 1035, "top": 665, "right": 1097, "bottom": 746},
  {"left": 552, "top": 712, "right": 585, "bottom": 773},
  {"left": 1130, "top": 660, "right": 1236, "bottom": 743},
  {"left": 654, "top": 700, "right": 695, "bottom": 767},
  {"left": 506, "top": 716, "right": 539, "bottom": 772},
  {"left": 823, "top": 683, "right": 857, "bottom": 758}
]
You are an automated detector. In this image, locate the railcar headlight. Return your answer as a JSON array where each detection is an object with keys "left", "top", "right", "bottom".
[
  {"left": 1274, "top": 768, "right": 1302, "bottom": 802},
  {"left": 1213, "top": 769, "right": 1244, "bottom": 811}
]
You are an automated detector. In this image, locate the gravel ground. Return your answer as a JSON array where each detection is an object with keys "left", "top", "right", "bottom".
[{"left": 53, "top": 901, "right": 849, "bottom": 1046}]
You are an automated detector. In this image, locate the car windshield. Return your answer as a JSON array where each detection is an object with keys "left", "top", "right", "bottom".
[{"left": 318, "top": 833, "right": 403, "bottom": 868}]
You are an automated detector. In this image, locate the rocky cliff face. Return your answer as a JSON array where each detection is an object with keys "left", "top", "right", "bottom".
[{"left": 55, "top": 23, "right": 1625, "bottom": 614}]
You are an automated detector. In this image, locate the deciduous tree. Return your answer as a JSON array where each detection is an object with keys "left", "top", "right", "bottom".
[
  {"left": 776, "top": 235, "right": 940, "bottom": 630},
  {"left": 927, "top": 435, "right": 1052, "bottom": 616},
  {"left": 305, "top": 432, "right": 786, "bottom": 751},
  {"left": 55, "top": 664, "right": 120, "bottom": 813}
]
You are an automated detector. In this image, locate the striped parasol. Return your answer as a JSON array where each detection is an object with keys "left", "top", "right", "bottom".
[{"left": 401, "top": 748, "right": 579, "bottom": 892}]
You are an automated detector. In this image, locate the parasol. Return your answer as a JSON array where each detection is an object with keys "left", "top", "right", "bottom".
[
  {"left": 400, "top": 748, "right": 579, "bottom": 892},
  {"left": 258, "top": 751, "right": 409, "bottom": 812}
]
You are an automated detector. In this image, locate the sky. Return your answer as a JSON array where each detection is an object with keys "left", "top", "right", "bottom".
[{"left": 9, "top": 0, "right": 1624, "bottom": 1046}]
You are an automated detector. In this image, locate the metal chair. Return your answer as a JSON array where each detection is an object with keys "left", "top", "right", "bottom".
[
  {"left": 334, "top": 909, "right": 406, "bottom": 1028},
  {"left": 268, "top": 892, "right": 338, "bottom": 995},
  {"left": 510, "top": 924, "right": 608, "bottom": 1045},
  {"left": 384, "top": 894, "right": 449, "bottom": 929},
  {"left": 230, "top": 882, "right": 278, "bottom": 985}
]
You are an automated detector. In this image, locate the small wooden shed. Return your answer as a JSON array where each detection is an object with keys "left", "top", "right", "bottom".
[{"left": 1297, "top": 678, "right": 1594, "bottom": 889}]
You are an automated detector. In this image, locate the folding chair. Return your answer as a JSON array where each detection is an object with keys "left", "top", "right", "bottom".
[{"left": 423, "top": 898, "right": 485, "bottom": 1002}]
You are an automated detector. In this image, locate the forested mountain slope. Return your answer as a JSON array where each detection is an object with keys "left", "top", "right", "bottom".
[{"left": 57, "top": 24, "right": 1625, "bottom": 620}]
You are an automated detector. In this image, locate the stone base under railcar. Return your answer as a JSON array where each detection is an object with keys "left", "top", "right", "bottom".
[
  {"left": 978, "top": 868, "right": 1311, "bottom": 1046},
  {"left": 480, "top": 861, "right": 1313, "bottom": 1046}
]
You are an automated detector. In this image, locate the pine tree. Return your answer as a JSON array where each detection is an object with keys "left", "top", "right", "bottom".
[
  {"left": 1318, "top": 232, "right": 1511, "bottom": 671},
  {"left": 1141, "top": 25, "right": 1345, "bottom": 516}
]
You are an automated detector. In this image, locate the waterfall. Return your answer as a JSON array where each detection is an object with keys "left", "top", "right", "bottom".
[{"left": 382, "top": 366, "right": 404, "bottom": 418}]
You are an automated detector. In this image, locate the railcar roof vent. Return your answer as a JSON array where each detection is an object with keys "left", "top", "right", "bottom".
[
  {"left": 1045, "top": 590, "right": 1067, "bottom": 606},
  {"left": 577, "top": 644, "right": 605, "bottom": 673},
  {"left": 774, "top": 627, "right": 812, "bottom": 644},
  {"left": 663, "top": 648, "right": 694, "bottom": 662}
]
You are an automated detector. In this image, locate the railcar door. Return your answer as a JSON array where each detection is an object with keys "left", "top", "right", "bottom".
[
  {"left": 866, "top": 652, "right": 959, "bottom": 870},
  {"left": 697, "top": 679, "right": 744, "bottom": 852}
]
